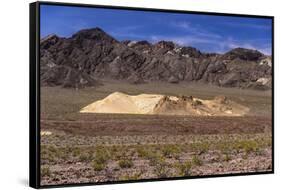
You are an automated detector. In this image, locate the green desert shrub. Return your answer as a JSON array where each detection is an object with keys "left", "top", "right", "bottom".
[
  {"left": 57, "top": 148, "right": 69, "bottom": 160},
  {"left": 148, "top": 152, "right": 164, "bottom": 166},
  {"left": 91, "top": 146, "right": 111, "bottom": 171},
  {"left": 218, "top": 143, "right": 232, "bottom": 154},
  {"left": 72, "top": 148, "right": 81, "bottom": 157},
  {"left": 79, "top": 152, "right": 93, "bottom": 162},
  {"left": 191, "top": 142, "right": 210, "bottom": 154},
  {"left": 41, "top": 166, "right": 51, "bottom": 177},
  {"left": 234, "top": 140, "right": 259, "bottom": 154},
  {"left": 176, "top": 161, "right": 192, "bottom": 176},
  {"left": 161, "top": 145, "right": 181, "bottom": 158},
  {"left": 192, "top": 155, "right": 202, "bottom": 166},
  {"left": 48, "top": 145, "right": 58, "bottom": 153},
  {"left": 119, "top": 172, "right": 142, "bottom": 181},
  {"left": 118, "top": 159, "right": 133, "bottom": 168},
  {"left": 136, "top": 146, "right": 163, "bottom": 165},
  {"left": 41, "top": 146, "right": 56, "bottom": 164},
  {"left": 136, "top": 146, "right": 150, "bottom": 158},
  {"left": 95, "top": 146, "right": 110, "bottom": 164},
  {"left": 91, "top": 160, "right": 106, "bottom": 171},
  {"left": 113, "top": 147, "right": 127, "bottom": 160},
  {"left": 223, "top": 154, "right": 231, "bottom": 162},
  {"left": 154, "top": 158, "right": 170, "bottom": 178}
]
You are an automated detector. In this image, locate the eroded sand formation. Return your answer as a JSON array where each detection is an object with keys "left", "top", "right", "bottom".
[{"left": 80, "top": 92, "right": 249, "bottom": 116}]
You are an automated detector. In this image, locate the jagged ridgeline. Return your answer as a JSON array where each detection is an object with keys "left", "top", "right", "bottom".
[{"left": 40, "top": 27, "right": 272, "bottom": 90}]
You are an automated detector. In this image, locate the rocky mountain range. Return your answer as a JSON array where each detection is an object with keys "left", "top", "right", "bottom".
[{"left": 40, "top": 27, "right": 272, "bottom": 90}]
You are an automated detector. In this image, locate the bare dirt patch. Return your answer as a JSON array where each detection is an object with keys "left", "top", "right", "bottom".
[{"left": 41, "top": 115, "right": 271, "bottom": 136}]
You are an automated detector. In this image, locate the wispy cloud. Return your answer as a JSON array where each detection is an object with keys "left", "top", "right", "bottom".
[
  {"left": 171, "top": 21, "right": 222, "bottom": 39},
  {"left": 258, "top": 47, "right": 272, "bottom": 55},
  {"left": 222, "top": 22, "right": 271, "bottom": 30},
  {"left": 108, "top": 25, "right": 147, "bottom": 40},
  {"left": 174, "top": 21, "right": 191, "bottom": 30},
  {"left": 104, "top": 23, "right": 272, "bottom": 55},
  {"left": 150, "top": 34, "right": 217, "bottom": 46}
]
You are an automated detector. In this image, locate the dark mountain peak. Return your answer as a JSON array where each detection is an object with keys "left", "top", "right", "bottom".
[
  {"left": 204, "top": 52, "right": 221, "bottom": 58},
  {"left": 229, "top": 47, "right": 262, "bottom": 54},
  {"left": 180, "top": 46, "right": 202, "bottom": 58},
  {"left": 72, "top": 27, "right": 104, "bottom": 36},
  {"left": 182, "top": 46, "right": 200, "bottom": 51},
  {"left": 136, "top": 40, "right": 151, "bottom": 46},
  {"left": 155, "top": 41, "right": 175, "bottom": 49},
  {"left": 72, "top": 27, "right": 117, "bottom": 43},
  {"left": 123, "top": 40, "right": 152, "bottom": 53},
  {"left": 41, "top": 34, "right": 60, "bottom": 43},
  {"left": 40, "top": 34, "right": 61, "bottom": 49},
  {"left": 124, "top": 40, "right": 152, "bottom": 47},
  {"left": 223, "top": 47, "right": 263, "bottom": 61},
  {"left": 121, "top": 40, "right": 131, "bottom": 45},
  {"left": 153, "top": 41, "right": 175, "bottom": 55}
]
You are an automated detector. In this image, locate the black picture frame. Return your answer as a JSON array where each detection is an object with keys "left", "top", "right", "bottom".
[{"left": 30, "top": 1, "right": 274, "bottom": 189}]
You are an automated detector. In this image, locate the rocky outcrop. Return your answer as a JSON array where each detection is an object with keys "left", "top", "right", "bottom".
[
  {"left": 80, "top": 92, "right": 250, "bottom": 116},
  {"left": 222, "top": 48, "right": 264, "bottom": 61}
]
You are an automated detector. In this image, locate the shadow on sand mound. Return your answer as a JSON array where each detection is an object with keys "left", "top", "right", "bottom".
[{"left": 80, "top": 92, "right": 249, "bottom": 116}]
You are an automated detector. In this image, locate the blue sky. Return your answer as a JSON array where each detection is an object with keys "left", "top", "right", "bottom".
[{"left": 40, "top": 5, "right": 272, "bottom": 55}]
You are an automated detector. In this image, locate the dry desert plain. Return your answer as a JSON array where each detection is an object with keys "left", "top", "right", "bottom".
[{"left": 40, "top": 81, "right": 272, "bottom": 185}]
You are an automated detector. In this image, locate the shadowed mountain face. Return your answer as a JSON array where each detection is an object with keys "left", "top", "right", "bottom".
[{"left": 40, "top": 27, "right": 272, "bottom": 89}]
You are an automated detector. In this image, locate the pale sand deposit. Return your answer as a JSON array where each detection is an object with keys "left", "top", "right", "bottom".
[{"left": 80, "top": 92, "right": 249, "bottom": 116}]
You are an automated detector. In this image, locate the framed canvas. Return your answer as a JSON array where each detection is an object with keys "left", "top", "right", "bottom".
[{"left": 29, "top": 1, "right": 274, "bottom": 188}]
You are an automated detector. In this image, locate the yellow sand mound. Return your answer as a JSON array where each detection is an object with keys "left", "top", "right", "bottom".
[{"left": 80, "top": 92, "right": 249, "bottom": 116}]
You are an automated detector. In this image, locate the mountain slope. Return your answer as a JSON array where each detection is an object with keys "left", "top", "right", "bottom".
[{"left": 40, "top": 27, "right": 272, "bottom": 90}]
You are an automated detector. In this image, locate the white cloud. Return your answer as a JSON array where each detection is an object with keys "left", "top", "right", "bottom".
[
  {"left": 150, "top": 35, "right": 218, "bottom": 46},
  {"left": 108, "top": 25, "right": 146, "bottom": 40},
  {"left": 174, "top": 21, "right": 191, "bottom": 29},
  {"left": 222, "top": 22, "right": 271, "bottom": 30},
  {"left": 171, "top": 21, "right": 222, "bottom": 39}
]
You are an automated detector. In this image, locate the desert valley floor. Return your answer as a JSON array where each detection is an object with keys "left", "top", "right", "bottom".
[{"left": 40, "top": 81, "right": 272, "bottom": 185}]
